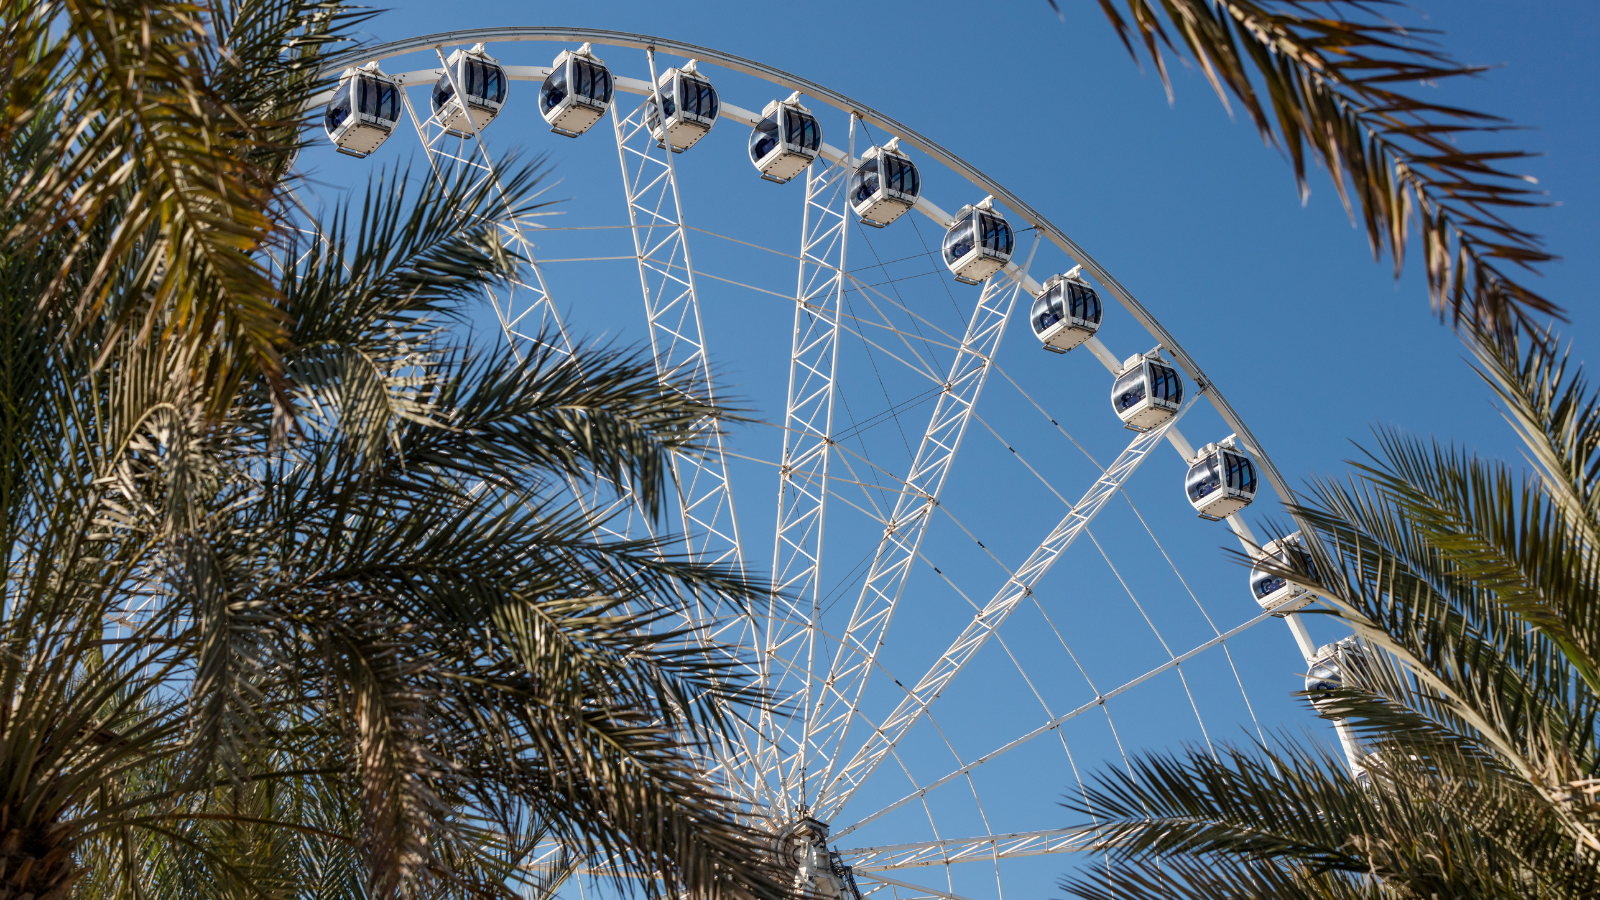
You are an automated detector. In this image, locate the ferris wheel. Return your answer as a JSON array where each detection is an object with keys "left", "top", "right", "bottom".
[{"left": 310, "top": 27, "right": 1361, "bottom": 900}]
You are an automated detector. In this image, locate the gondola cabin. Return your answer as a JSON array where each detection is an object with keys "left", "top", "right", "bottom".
[
  {"left": 1249, "top": 531, "right": 1316, "bottom": 616},
  {"left": 1030, "top": 268, "right": 1101, "bottom": 353},
  {"left": 431, "top": 43, "right": 508, "bottom": 136},
  {"left": 540, "top": 43, "right": 614, "bottom": 138},
  {"left": 942, "top": 197, "right": 1013, "bottom": 284},
  {"left": 749, "top": 92, "right": 822, "bottom": 183},
  {"left": 1304, "top": 637, "right": 1368, "bottom": 718},
  {"left": 324, "top": 62, "right": 401, "bottom": 158},
  {"left": 1109, "top": 352, "right": 1182, "bottom": 431},
  {"left": 850, "top": 138, "right": 920, "bottom": 227},
  {"left": 1184, "top": 438, "right": 1257, "bottom": 520},
  {"left": 646, "top": 60, "right": 718, "bottom": 152}
]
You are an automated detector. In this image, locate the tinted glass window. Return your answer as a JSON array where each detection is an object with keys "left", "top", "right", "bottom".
[
  {"left": 1304, "top": 659, "right": 1340, "bottom": 695},
  {"left": 850, "top": 159, "right": 879, "bottom": 205},
  {"left": 1069, "top": 283, "right": 1101, "bottom": 324},
  {"left": 784, "top": 110, "right": 820, "bottom": 151},
  {"left": 432, "top": 73, "right": 455, "bottom": 114},
  {"left": 1038, "top": 285, "right": 1067, "bottom": 333},
  {"left": 541, "top": 63, "right": 568, "bottom": 113},
  {"left": 573, "top": 61, "right": 593, "bottom": 100},
  {"left": 1226, "top": 453, "right": 1257, "bottom": 494},
  {"left": 325, "top": 81, "right": 353, "bottom": 131},
  {"left": 356, "top": 77, "right": 397, "bottom": 122},
  {"left": 466, "top": 60, "right": 506, "bottom": 104},
  {"left": 1186, "top": 454, "right": 1221, "bottom": 502},
  {"left": 572, "top": 60, "right": 611, "bottom": 103},
  {"left": 681, "top": 77, "right": 716, "bottom": 118},
  {"left": 979, "top": 214, "right": 1013, "bottom": 256},
  {"left": 1251, "top": 550, "right": 1289, "bottom": 600},
  {"left": 1150, "top": 363, "right": 1182, "bottom": 404},
  {"left": 1031, "top": 288, "right": 1061, "bottom": 335},
  {"left": 1111, "top": 365, "right": 1146, "bottom": 411},
  {"left": 377, "top": 82, "right": 398, "bottom": 121},
  {"left": 943, "top": 214, "right": 974, "bottom": 263},
  {"left": 884, "top": 157, "right": 919, "bottom": 197},
  {"left": 750, "top": 114, "right": 781, "bottom": 163}
]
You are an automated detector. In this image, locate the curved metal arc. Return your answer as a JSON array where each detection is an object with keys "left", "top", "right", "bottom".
[{"left": 321, "top": 26, "right": 1299, "bottom": 518}]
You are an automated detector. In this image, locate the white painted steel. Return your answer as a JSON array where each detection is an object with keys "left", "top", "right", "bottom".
[
  {"left": 809, "top": 238, "right": 1039, "bottom": 816},
  {"left": 845, "top": 827, "right": 1098, "bottom": 872},
  {"left": 766, "top": 118, "right": 854, "bottom": 814},
  {"left": 612, "top": 50, "right": 749, "bottom": 586}
]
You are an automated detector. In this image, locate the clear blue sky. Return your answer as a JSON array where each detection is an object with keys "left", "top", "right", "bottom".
[{"left": 299, "top": 1, "right": 1599, "bottom": 896}]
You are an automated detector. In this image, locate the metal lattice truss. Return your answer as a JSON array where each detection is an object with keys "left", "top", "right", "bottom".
[
  {"left": 845, "top": 826, "right": 1099, "bottom": 872},
  {"left": 803, "top": 249, "right": 1037, "bottom": 815},
  {"left": 611, "top": 51, "right": 747, "bottom": 590},
  {"left": 760, "top": 122, "right": 856, "bottom": 818}
]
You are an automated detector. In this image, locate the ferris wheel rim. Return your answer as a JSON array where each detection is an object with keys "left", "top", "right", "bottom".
[{"left": 317, "top": 25, "right": 1302, "bottom": 522}]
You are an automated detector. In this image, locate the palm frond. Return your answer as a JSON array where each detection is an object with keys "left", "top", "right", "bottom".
[
  {"left": 4, "top": 0, "right": 365, "bottom": 424},
  {"left": 1079, "top": 0, "right": 1555, "bottom": 333}
]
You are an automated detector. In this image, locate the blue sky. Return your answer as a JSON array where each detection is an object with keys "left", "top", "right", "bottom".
[{"left": 298, "top": 1, "right": 1600, "bottom": 896}]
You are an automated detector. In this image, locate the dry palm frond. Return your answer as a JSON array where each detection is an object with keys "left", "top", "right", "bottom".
[
  {"left": 1061, "top": 0, "right": 1556, "bottom": 334},
  {"left": 1, "top": 0, "right": 359, "bottom": 428}
]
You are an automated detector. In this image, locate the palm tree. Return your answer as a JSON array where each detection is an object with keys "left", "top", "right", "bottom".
[
  {"left": 1058, "top": 323, "right": 1600, "bottom": 898},
  {"left": 1, "top": 1, "right": 788, "bottom": 897}
]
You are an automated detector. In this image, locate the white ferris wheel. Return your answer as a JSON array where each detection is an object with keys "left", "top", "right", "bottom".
[{"left": 308, "top": 27, "right": 1359, "bottom": 900}]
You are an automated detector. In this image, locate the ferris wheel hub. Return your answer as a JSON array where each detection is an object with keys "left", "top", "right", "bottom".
[{"left": 773, "top": 815, "right": 862, "bottom": 900}]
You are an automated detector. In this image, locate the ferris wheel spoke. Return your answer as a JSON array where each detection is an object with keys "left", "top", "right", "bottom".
[
  {"left": 771, "top": 165, "right": 853, "bottom": 795},
  {"left": 843, "top": 827, "right": 1099, "bottom": 873},
  {"left": 816, "top": 392, "right": 1197, "bottom": 820},
  {"left": 611, "top": 51, "right": 748, "bottom": 592},
  {"left": 833, "top": 603, "right": 1279, "bottom": 840},
  {"left": 805, "top": 236, "right": 1041, "bottom": 811}
]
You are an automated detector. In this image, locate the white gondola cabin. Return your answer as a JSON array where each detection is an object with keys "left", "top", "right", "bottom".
[
  {"left": 749, "top": 92, "right": 822, "bottom": 183},
  {"left": 646, "top": 60, "right": 718, "bottom": 152},
  {"left": 1030, "top": 268, "right": 1101, "bottom": 353},
  {"left": 1110, "top": 352, "right": 1182, "bottom": 431},
  {"left": 540, "top": 43, "right": 614, "bottom": 138},
  {"left": 1305, "top": 637, "right": 1369, "bottom": 718},
  {"left": 1184, "top": 438, "right": 1258, "bottom": 520},
  {"left": 942, "top": 197, "right": 1013, "bottom": 284},
  {"left": 324, "top": 62, "right": 401, "bottom": 158},
  {"left": 431, "top": 43, "right": 508, "bottom": 136},
  {"left": 849, "top": 138, "right": 920, "bottom": 227},
  {"left": 1249, "top": 531, "right": 1316, "bottom": 616}
]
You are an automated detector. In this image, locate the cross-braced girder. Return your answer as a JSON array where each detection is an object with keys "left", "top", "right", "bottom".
[{"left": 805, "top": 237, "right": 1041, "bottom": 814}]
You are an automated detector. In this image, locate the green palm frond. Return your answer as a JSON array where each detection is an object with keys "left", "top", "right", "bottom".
[
  {"left": 1070, "top": 0, "right": 1554, "bottom": 333},
  {"left": 1063, "top": 728, "right": 1593, "bottom": 899}
]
